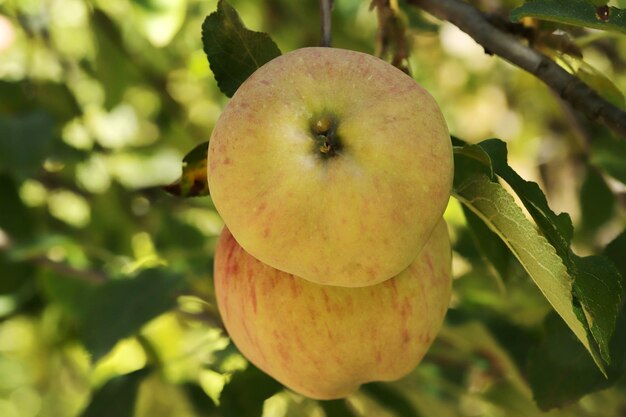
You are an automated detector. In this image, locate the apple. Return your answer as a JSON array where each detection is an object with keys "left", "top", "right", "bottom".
[
  {"left": 214, "top": 219, "right": 452, "bottom": 400},
  {"left": 208, "top": 47, "right": 452, "bottom": 287}
]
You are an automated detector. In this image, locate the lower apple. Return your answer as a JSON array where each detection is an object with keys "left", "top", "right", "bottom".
[{"left": 213, "top": 220, "right": 452, "bottom": 400}]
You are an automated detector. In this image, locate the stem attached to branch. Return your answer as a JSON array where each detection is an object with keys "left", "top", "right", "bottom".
[
  {"left": 320, "top": 0, "right": 333, "bottom": 47},
  {"left": 408, "top": 0, "right": 626, "bottom": 139}
]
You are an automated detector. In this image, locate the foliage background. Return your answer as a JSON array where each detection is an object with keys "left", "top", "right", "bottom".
[{"left": 0, "top": 0, "right": 625, "bottom": 416}]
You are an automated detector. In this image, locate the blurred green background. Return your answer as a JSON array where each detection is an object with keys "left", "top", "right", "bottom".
[{"left": 0, "top": 0, "right": 625, "bottom": 416}]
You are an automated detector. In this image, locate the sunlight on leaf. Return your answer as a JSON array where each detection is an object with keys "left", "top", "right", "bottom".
[
  {"left": 478, "top": 139, "right": 622, "bottom": 369},
  {"left": 453, "top": 175, "right": 600, "bottom": 373},
  {"left": 558, "top": 55, "right": 625, "bottom": 109}
]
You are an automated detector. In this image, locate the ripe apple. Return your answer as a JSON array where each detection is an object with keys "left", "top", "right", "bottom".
[
  {"left": 208, "top": 47, "right": 453, "bottom": 287},
  {"left": 214, "top": 219, "right": 452, "bottom": 400}
]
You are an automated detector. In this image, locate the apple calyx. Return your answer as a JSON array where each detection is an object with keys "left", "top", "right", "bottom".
[{"left": 311, "top": 114, "right": 342, "bottom": 158}]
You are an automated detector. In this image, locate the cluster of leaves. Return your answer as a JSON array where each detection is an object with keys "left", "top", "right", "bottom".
[
  {"left": 1, "top": 0, "right": 626, "bottom": 416},
  {"left": 510, "top": 0, "right": 626, "bottom": 109},
  {"left": 453, "top": 138, "right": 625, "bottom": 409}
]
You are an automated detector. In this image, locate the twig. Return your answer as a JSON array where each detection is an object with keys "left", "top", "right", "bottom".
[
  {"left": 408, "top": 0, "right": 626, "bottom": 139},
  {"left": 320, "top": 0, "right": 333, "bottom": 47}
]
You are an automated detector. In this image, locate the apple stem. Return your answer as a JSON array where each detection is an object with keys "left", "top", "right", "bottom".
[{"left": 320, "top": 0, "right": 333, "bottom": 47}]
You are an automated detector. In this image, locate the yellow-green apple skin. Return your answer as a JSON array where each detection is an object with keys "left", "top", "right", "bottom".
[
  {"left": 214, "top": 219, "right": 452, "bottom": 400},
  {"left": 208, "top": 47, "right": 453, "bottom": 287}
]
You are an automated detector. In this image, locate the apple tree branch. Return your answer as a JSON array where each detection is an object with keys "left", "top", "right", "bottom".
[{"left": 408, "top": 0, "right": 626, "bottom": 139}]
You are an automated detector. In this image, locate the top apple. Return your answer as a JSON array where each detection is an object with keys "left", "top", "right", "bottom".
[{"left": 208, "top": 47, "right": 453, "bottom": 287}]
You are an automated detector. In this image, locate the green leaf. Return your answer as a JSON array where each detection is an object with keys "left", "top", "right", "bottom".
[
  {"left": 202, "top": 0, "right": 281, "bottom": 98},
  {"left": 41, "top": 271, "right": 96, "bottom": 317},
  {"left": 361, "top": 382, "right": 423, "bottom": 417},
  {"left": 0, "top": 112, "right": 54, "bottom": 180},
  {"left": 319, "top": 400, "right": 357, "bottom": 417},
  {"left": 579, "top": 166, "right": 615, "bottom": 233},
  {"left": 81, "top": 269, "right": 184, "bottom": 360},
  {"left": 605, "top": 231, "right": 626, "bottom": 277},
  {"left": 0, "top": 175, "right": 38, "bottom": 308},
  {"left": 479, "top": 139, "right": 573, "bottom": 256},
  {"left": 510, "top": 0, "right": 626, "bottom": 34},
  {"left": 80, "top": 368, "right": 151, "bottom": 417},
  {"left": 585, "top": 0, "right": 608, "bottom": 7},
  {"left": 0, "top": 174, "right": 35, "bottom": 240},
  {"left": 154, "top": 215, "right": 207, "bottom": 250},
  {"left": 92, "top": 10, "right": 144, "bottom": 109},
  {"left": 576, "top": 61, "right": 625, "bottom": 109},
  {"left": 217, "top": 364, "right": 282, "bottom": 417},
  {"left": 163, "top": 141, "right": 210, "bottom": 197},
  {"left": 463, "top": 205, "right": 516, "bottom": 284},
  {"left": 452, "top": 174, "right": 598, "bottom": 371},
  {"left": 558, "top": 54, "right": 625, "bottom": 108},
  {"left": 528, "top": 304, "right": 626, "bottom": 410},
  {"left": 0, "top": 81, "right": 80, "bottom": 123},
  {"left": 42, "top": 268, "right": 184, "bottom": 361},
  {"left": 590, "top": 135, "right": 626, "bottom": 185},
  {"left": 452, "top": 145, "right": 493, "bottom": 189},
  {"left": 479, "top": 139, "right": 622, "bottom": 366},
  {"left": 398, "top": 0, "right": 439, "bottom": 33},
  {"left": 528, "top": 313, "right": 611, "bottom": 410},
  {"left": 0, "top": 253, "right": 35, "bottom": 298},
  {"left": 182, "top": 383, "right": 218, "bottom": 417},
  {"left": 572, "top": 255, "right": 623, "bottom": 363},
  {"left": 603, "top": 232, "right": 626, "bottom": 369}
]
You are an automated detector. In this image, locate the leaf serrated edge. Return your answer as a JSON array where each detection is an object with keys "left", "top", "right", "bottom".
[{"left": 453, "top": 175, "right": 607, "bottom": 376}]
